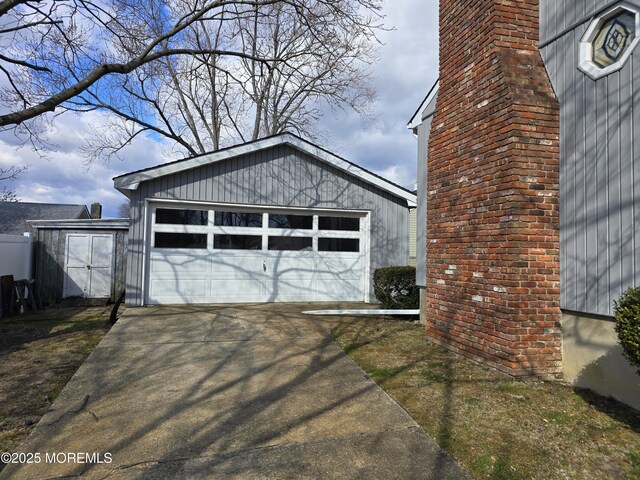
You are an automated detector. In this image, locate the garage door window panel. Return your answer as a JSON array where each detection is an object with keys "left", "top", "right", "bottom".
[
  {"left": 214, "top": 234, "right": 262, "bottom": 250},
  {"left": 215, "top": 211, "right": 262, "bottom": 227},
  {"left": 156, "top": 208, "right": 208, "bottom": 225},
  {"left": 318, "top": 238, "right": 360, "bottom": 252},
  {"left": 269, "top": 214, "right": 313, "bottom": 230},
  {"left": 268, "top": 236, "right": 313, "bottom": 251},
  {"left": 318, "top": 216, "right": 360, "bottom": 231},
  {"left": 154, "top": 232, "right": 208, "bottom": 249}
]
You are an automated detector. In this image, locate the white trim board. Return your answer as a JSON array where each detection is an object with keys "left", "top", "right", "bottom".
[
  {"left": 407, "top": 80, "right": 439, "bottom": 131},
  {"left": 303, "top": 309, "right": 419, "bottom": 316},
  {"left": 29, "top": 219, "right": 129, "bottom": 230},
  {"left": 143, "top": 197, "right": 370, "bottom": 216}
]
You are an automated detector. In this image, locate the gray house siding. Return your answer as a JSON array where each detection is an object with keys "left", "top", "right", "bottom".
[
  {"left": 416, "top": 112, "right": 433, "bottom": 287},
  {"left": 412, "top": 84, "right": 438, "bottom": 288},
  {"left": 541, "top": 1, "right": 640, "bottom": 316},
  {"left": 125, "top": 144, "right": 410, "bottom": 306},
  {"left": 540, "top": 0, "right": 619, "bottom": 46}
]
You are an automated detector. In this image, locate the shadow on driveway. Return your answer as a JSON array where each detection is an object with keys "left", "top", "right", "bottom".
[{"left": 1, "top": 303, "right": 471, "bottom": 479}]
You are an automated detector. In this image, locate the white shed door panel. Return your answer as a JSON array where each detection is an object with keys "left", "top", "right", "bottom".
[
  {"left": 64, "top": 234, "right": 114, "bottom": 298},
  {"left": 146, "top": 205, "right": 367, "bottom": 305},
  {"left": 88, "top": 235, "right": 114, "bottom": 297},
  {"left": 65, "top": 235, "right": 90, "bottom": 298}
]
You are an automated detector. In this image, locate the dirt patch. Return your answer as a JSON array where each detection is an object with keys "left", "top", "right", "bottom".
[
  {"left": 333, "top": 317, "right": 640, "bottom": 480},
  {"left": 0, "top": 307, "right": 114, "bottom": 464}
]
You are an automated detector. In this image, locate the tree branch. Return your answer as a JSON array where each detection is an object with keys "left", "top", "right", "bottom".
[{"left": 0, "top": 47, "right": 273, "bottom": 127}]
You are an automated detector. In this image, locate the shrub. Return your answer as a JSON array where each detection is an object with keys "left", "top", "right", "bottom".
[
  {"left": 614, "top": 286, "right": 640, "bottom": 375},
  {"left": 373, "top": 266, "right": 419, "bottom": 309}
]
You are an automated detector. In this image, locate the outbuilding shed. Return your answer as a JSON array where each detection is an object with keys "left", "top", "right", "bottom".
[
  {"left": 30, "top": 219, "right": 129, "bottom": 306},
  {"left": 114, "top": 133, "right": 416, "bottom": 307}
]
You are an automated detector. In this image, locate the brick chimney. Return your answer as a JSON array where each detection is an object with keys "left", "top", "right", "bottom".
[
  {"left": 90, "top": 202, "right": 102, "bottom": 219},
  {"left": 426, "top": 0, "right": 562, "bottom": 378}
]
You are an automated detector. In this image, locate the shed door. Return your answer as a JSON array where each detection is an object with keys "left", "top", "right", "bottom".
[
  {"left": 63, "top": 234, "right": 114, "bottom": 298},
  {"left": 146, "top": 204, "right": 367, "bottom": 304}
]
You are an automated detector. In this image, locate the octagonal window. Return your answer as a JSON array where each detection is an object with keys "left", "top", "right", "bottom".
[{"left": 579, "top": 2, "right": 640, "bottom": 80}]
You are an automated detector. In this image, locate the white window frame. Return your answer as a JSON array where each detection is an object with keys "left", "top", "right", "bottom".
[{"left": 579, "top": 2, "right": 640, "bottom": 80}]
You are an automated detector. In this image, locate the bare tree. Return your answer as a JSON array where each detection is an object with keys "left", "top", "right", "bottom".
[
  {"left": 0, "top": 165, "right": 27, "bottom": 201},
  {"left": 236, "top": 2, "right": 379, "bottom": 140},
  {"left": 0, "top": 0, "right": 267, "bottom": 128},
  {"left": 117, "top": 201, "right": 130, "bottom": 218},
  {"left": 0, "top": 1, "right": 382, "bottom": 151}
]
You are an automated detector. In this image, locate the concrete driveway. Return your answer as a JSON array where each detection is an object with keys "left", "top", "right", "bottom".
[{"left": 2, "top": 303, "right": 470, "bottom": 479}]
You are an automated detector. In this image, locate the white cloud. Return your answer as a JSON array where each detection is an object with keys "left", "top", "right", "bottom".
[
  {"left": 0, "top": 111, "right": 168, "bottom": 217},
  {"left": 377, "top": 165, "right": 416, "bottom": 190},
  {"left": 320, "top": 128, "right": 425, "bottom": 193},
  {"left": 376, "top": 0, "right": 439, "bottom": 107},
  {"left": 320, "top": 0, "right": 438, "bottom": 189}
]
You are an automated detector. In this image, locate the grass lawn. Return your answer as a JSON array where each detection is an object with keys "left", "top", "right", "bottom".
[
  {"left": 0, "top": 306, "right": 114, "bottom": 462},
  {"left": 333, "top": 317, "right": 640, "bottom": 480}
]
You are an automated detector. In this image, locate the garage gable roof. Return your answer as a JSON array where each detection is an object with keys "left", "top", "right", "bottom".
[{"left": 114, "top": 133, "right": 417, "bottom": 207}]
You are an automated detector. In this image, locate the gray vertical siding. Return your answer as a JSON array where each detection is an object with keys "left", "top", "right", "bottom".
[
  {"left": 416, "top": 113, "right": 434, "bottom": 288},
  {"left": 416, "top": 120, "right": 427, "bottom": 287},
  {"left": 126, "top": 201, "right": 144, "bottom": 307},
  {"left": 125, "top": 145, "right": 410, "bottom": 306},
  {"left": 540, "top": 0, "right": 618, "bottom": 45},
  {"left": 414, "top": 87, "right": 437, "bottom": 288},
  {"left": 541, "top": 4, "right": 640, "bottom": 316}
]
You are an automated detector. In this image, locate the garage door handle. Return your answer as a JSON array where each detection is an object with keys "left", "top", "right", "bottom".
[
  {"left": 263, "top": 261, "right": 267, "bottom": 272},
  {"left": 86, "top": 265, "right": 91, "bottom": 270}
]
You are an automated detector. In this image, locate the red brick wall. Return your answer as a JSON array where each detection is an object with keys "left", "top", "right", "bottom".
[{"left": 426, "top": 0, "right": 562, "bottom": 378}]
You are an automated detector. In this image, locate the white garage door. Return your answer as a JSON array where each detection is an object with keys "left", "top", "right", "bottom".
[{"left": 145, "top": 204, "right": 368, "bottom": 304}]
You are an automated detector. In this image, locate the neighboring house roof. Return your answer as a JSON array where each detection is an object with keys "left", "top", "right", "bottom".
[
  {"left": 407, "top": 80, "right": 440, "bottom": 131},
  {"left": 114, "top": 132, "right": 417, "bottom": 207},
  {"left": 0, "top": 202, "right": 90, "bottom": 235}
]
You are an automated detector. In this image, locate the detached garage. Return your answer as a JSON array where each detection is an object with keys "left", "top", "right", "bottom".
[{"left": 114, "top": 133, "right": 416, "bottom": 307}]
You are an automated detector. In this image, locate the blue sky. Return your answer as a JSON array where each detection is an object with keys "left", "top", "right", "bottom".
[{"left": 0, "top": 0, "right": 439, "bottom": 218}]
